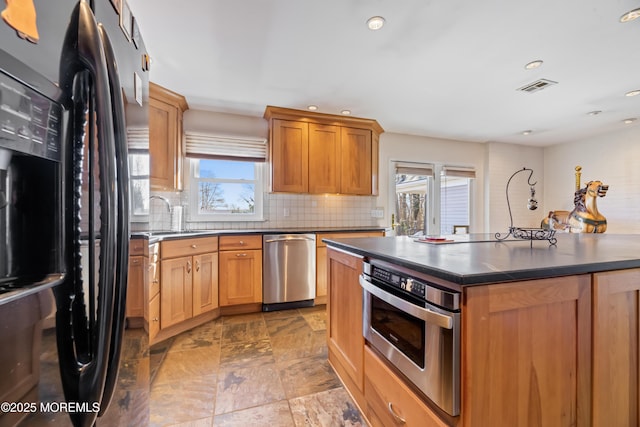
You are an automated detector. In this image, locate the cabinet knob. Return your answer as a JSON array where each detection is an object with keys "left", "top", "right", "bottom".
[
  {"left": 153, "top": 279, "right": 159, "bottom": 284},
  {"left": 236, "top": 253, "right": 247, "bottom": 257},
  {"left": 387, "top": 402, "right": 406, "bottom": 424},
  {"left": 131, "top": 258, "right": 141, "bottom": 265},
  {"left": 239, "top": 240, "right": 245, "bottom": 246},
  {"left": 195, "top": 260, "right": 200, "bottom": 272},
  {"left": 191, "top": 244, "right": 197, "bottom": 249},
  {"left": 153, "top": 317, "right": 159, "bottom": 322},
  {"left": 186, "top": 260, "right": 192, "bottom": 273}
]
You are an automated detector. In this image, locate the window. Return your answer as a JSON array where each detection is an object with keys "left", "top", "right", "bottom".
[
  {"left": 392, "top": 162, "right": 475, "bottom": 236},
  {"left": 127, "top": 127, "right": 149, "bottom": 220},
  {"left": 129, "top": 152, "right": 150, "bottom": 218},
  {"left": 188, "top": 158, "right": 263, "bottom": 221},
  {"left": 184, "top": 131, "right": 266, "bottom": 222}
]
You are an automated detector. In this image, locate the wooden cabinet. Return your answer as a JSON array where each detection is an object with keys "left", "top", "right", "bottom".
[
  {"left": 463, "top": 275, "right": 592, "bottom": 427},
  {"left": 340, "top": 127, "right": 372, "bottom": 195},
  {"left": 159, "top": 236, "right": 218, "bottom": 330},
  {"left": 326, "top": 247, "right": 365, "bottom": 410},
  {"left": 126, "top": 239, "right": 147, "bottom": 327},
  {"left": 264, "top": 106, "right": 383, "bottom": 195},
  {"left": 308, "top": 123, "right": 340, "bottom": 193},
  {"left": 148, "top": 242, "right": 160, "bottom": 342},
  {"left": 219, "top": 235, "right": 262, "bottom": 308},
  {"left": 271, "top": 119, "right": 308, "bottom": 193},
  {"left": 316, "top": 231, "right": 383, "bottom": 304},
  {"left": 364, "top": 346, "right": 448, "bottom": 427},
  {"left": 149, "top": 82, "right": 188, "bottom": 191},
  {"left": 592, "top": 268, "right": 640, "bottom": 427}
]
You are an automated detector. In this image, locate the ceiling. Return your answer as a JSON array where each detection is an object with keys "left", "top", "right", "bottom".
[{"left": 128, "top": 0, "right": 640, "bottom": 147}]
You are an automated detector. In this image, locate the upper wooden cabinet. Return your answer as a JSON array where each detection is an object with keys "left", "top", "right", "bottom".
[
  {"left": 264, "top": 106, "right": 383, "bottom": 195},
  {"left": 149, "top": 82, "right": 188, "bottom": 191}
]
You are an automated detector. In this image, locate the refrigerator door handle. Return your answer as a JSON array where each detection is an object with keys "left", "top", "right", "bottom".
[
  {"left": 54, "top": 2, "right": 118, "bottom": 425},
  {"left": 96, "top": 23, "right": 130, "bottom": 416}
]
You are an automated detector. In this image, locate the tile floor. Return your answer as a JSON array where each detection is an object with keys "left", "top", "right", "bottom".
[{"left": 149, "top": 305, "right": 366, "bottom": 427}]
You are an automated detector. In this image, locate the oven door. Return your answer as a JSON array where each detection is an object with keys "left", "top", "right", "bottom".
[{"left": 360, "top": 274, "right": 460, "bottom": 416}]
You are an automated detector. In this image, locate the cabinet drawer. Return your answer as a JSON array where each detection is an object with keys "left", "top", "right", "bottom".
[
  {"left": 219, "top": 235, "right": 262, "bottom": 251},
  {"left": 161, "top": 236, "right": 218, "bottom": 259},
  {"left": 364, "top": 346, "right": 448, "bottom": 427},
  {"left": 130, "top": 239, "right": 147, "bottom": 256},
  {"left": 317, "top": 231, "right": 383, "bottom": 247}
]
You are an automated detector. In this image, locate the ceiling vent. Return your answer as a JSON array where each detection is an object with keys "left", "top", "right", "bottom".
[{"left": 517, "top": 79, "right": 558, "bottom": 93}]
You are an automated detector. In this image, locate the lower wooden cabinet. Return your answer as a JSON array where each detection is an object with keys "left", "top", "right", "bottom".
[
  {"left": 160, "top": 255, "right": 193, "bottom": 328},
  {"left": 193, "top": 252, "right": 219, "bottom": 316},
  {"left": 159, "top": 237, "right": 219, "bottom": 331},
  {"left": 592, "top": 268, "right": 640, "bottom": 427},
  {"left": 364, "top": 346, "right": 448, "bottom": 427},
  {"left": 326, "top": 247, "right": 365, "bottom": 410},
  {"left": 219, "top": 248, "right": 262, "bottom": 306},
  {"left": 463, "top": 275, "right": 591, "bottom": 427},
  {"left": 218, "top": 235, "right": 262, "bottom": 308},
  {"left": 126, "top": 239, "right": 147, "bottom": 326}
]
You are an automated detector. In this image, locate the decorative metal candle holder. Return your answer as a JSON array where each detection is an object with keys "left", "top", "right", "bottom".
[{"left": 494, "top": 167, "right": 557, "bottom": 247}]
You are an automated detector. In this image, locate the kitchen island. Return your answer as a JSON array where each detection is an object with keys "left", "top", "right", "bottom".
[{"left": 323, "top": 233, "right": 640, "bottom": 427}]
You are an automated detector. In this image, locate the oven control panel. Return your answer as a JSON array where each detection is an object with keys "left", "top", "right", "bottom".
[
  {"left": 371, "top": 268, "right": 426, "bottom": 298},
  {"left": 365, "top": 260, "right": 460, "bottom": 310}
]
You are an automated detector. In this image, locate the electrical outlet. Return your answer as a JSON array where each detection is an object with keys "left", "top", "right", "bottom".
[
  {"left": 370, "top": 209, "right": 384, "bottom": 218},
  {"left": 283, "top": 208, "right": 290, "bottom": 217}
]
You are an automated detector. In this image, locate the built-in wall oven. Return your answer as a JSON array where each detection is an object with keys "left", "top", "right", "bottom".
[{"left": 360, "top": 258, "right": 461, "bottom": 416}]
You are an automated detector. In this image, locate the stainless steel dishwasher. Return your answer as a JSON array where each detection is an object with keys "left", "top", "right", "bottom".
[{"left": 263, "top": 234, "right": 316, "bottom": 311}]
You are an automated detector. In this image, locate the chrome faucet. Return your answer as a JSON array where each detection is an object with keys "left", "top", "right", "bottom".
[{"left": 149, "top": 195, "right": 173, "bottom": 213}]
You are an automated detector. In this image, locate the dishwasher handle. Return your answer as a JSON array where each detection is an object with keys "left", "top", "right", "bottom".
[{"left": 264, "top": 236, "right": 315, "bottom": 243}]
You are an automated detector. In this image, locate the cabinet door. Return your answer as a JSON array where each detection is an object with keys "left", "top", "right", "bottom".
[
  {"left": 308, "top": 123, "right": 340, "bottom": 194},
  {"left": 219, "top": 249, "right": 262, "bottom": 306},
  {"left": 126, "top": 255, "right": 145, "bottom": 319},
  {"left": 193, "top": 252, "right": 219, "bottom": 316},
  {"left": 315, "top": 246, "right": 327, "bottom": 299},
  {"left": 326, "top": 248, "right": 365, "bottom": 408},
  {"left": 149, "top": 293, "right": 160, "bottom": 344},
  {"left": 160, "top": 256, "right": 193, "bottom": 329},
  {"left": 593, "top": 269, "right": 640, "bottom": 427},
  {"left": 271, "top": 119, "right": 308, "bottom": 193},
  {"left": 149, "top": 97, "right": 180, "bottom": 190},
  {"left": 340, "top": 127, "right": 372, "bottom": 195},
  {"left": 463, "top": 275, "right": 591, "bottom": 427}
]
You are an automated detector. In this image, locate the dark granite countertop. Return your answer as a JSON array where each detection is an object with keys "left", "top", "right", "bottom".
[
  {"left": 131, "top": 226, "right": 385, "bottom": 242},
  {"left": 323, "top": 233, "right": 640, "bottom": 286}
]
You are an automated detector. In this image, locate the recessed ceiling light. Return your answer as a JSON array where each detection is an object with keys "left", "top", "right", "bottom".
[
  {"left": 307, "top": 105, "right": 318, "bottom": 111},
  {"left": 588, "top": 110, "right": 602, "bottom": 116},
  {"left": 341, "top": 109, "right": 351, "bottom": 115},
  {"left": 625, "top": 89, "right": 640, "bottom": 97},
  {"left": 620, "top": 7, "right": 640, "bottom": 23},
  {"left": 366, "top": 16, "right": 385, "bottom": 30},
  {"left": 522, "top": 130, "right": 532, "bottom": 135},
  {"left": 623, "top": 118, "right": 637, "bottom": 124},
  {"left": 524, "top": 60, "right": 543, "bottom": 70}
]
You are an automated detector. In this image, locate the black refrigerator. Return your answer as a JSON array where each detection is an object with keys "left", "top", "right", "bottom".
[{"left": 0, "top": 0, "right": 149, "bottom": 425}]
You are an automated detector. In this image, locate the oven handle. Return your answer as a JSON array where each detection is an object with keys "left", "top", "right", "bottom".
[{"left": 360, "top": 275, "right": 454, "bottom": 330}]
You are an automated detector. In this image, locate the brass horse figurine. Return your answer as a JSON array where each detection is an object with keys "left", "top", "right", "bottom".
[{"left": 541, "top": 180, "right": 609, "bottom": 233}]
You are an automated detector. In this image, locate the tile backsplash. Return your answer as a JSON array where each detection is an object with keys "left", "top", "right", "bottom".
[{"left": 148, "top": 191, "right": 381, "bottom": 231}]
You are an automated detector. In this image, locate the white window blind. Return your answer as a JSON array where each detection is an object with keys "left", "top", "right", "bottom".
[
  {"left": 395, "top": 162, "right": 434, "bottom": 176},
  {"left": 184, "top": 131, "right": 267, "bottom": 162},
  {"left": 442, "top": 166, "right": 476, "bottom": 178},
  {"left": 126, "top": 127, "right": 149, "bottom": 151}
]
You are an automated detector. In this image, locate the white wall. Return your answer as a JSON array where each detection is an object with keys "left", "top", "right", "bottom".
[
  {"left": 543, "top": 126, "right": 640, "bottom": 233},
  {"left": 485, "top": 142, "right": 545, "bottom": 233}
]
